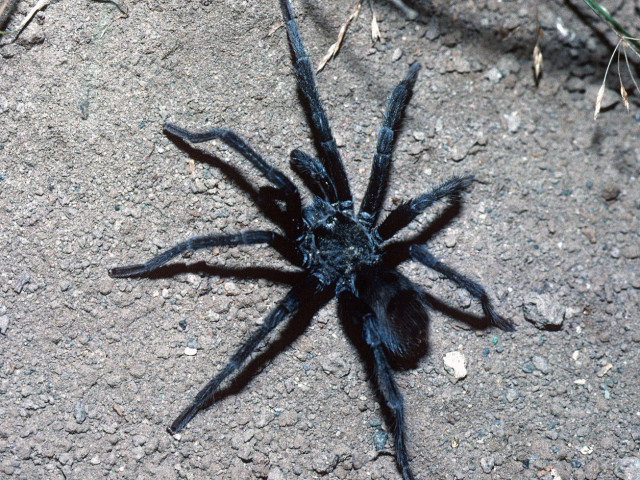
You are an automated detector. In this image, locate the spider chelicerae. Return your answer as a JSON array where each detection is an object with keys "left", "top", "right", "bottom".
[{"left": 109, "top": 1, "right": 514, "bottom": 478}]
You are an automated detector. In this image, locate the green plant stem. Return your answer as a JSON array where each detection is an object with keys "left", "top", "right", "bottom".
[{"left": 582, "top": 0, "right": 640, "bottom": 56}]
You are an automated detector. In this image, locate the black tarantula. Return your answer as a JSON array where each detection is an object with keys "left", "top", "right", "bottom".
[{"left": 109, "top": 0, "right": 514, "bottom": 478}]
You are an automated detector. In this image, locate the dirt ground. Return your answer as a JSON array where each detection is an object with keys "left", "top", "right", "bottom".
[{"left": 1, "top": 0, "right": 639, "bottom": 479}]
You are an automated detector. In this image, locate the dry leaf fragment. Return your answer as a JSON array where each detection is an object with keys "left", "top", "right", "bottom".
[
  {"left": 268, "top": 22, "right": 283, "bottom": 37},
  {"left": 621, "top": 83, "right": 630, "bottom": 111},
  {"left": 594, "top": 83, "right": 605, "bottom": 120},
  {"left": 596, "top": 363, "right": 613, "bottom": 377},
  {"left": 371, "top": 12, "right": 381, "bottom": 43},
  {"left": 113, "top": 403, "right": 125, "bottom": 417},
  {"left": 533, "top": 44, "right": 543, "bottom": 80},
  {"left": 317, "top": 0, "right": 362, "bottom": 73},
  {"left": 533, "top": 9, "right": 543, "bottom": 81}
]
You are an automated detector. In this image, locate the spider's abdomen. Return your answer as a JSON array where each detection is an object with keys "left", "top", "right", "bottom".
[
  {"left": 300, "top": 199, "right": 379, "bottom": 282},
  {"left": 355, "top": 268, "right": 430, "bottom": 360}
]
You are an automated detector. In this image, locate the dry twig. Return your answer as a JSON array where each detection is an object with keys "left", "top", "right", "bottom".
[
  {"left": 317, "top": 0, "right": 363, "bottom": 73},
  {"left": 8, "top": 0, "right": 49, "bottom": 40}
]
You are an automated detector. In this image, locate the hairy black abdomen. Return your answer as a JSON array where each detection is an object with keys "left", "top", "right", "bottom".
[{"left": 355, "top": 268, "right": 430, "bottom": 360}]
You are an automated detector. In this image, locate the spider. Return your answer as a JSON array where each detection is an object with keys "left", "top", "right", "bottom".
[{"left": 109, "top": 1, "right": 514, "bottom": 478}]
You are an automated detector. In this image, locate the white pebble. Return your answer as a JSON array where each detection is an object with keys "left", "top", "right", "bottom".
[
  {"left": 443, "top": 351, "right": 467, "bottom": 382},
  {"left": 184, "top": 347, "right": 197, "bottom": 356}
]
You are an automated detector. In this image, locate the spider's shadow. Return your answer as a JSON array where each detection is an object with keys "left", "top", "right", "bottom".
[
  {"left": 137, "top": 261, "right": 303, "bottom": 286},
  {"left": 388, "top": 202, "right": 506, "bottom": 332},
  {"left": 211, "top": 289, "right": 333, "bottom": 404},
  {"left": 165, "top": 133, "right": 289, "bottom": 233}
]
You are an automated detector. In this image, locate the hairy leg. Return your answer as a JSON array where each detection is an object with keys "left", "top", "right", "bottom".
[
  {"left": 279, "top": 0, "right": 352, "bottom": 209},
  {"left": 410, "top": 245, "right": 515, "bottom": 331},
  {"left": 339, "top": 291, "right": 415, "bottom": 480},
  {"left": 362, "top": 315, "right": 415, "bottom": 480},
  {"left": 109, "top": 231, "right": 294, "bottom": 277},
  {"left": 169, "top": 276, "right": 321, "bottom": 433},
  {"left": 290, "top": 149, "right": 338, "bottom": 203},
  {"left": 164, "top": 123, "right": 303, "bottom": 237},
  {"left": 377, "top": 176, "right": 473, "bottom": 241},
  {"left": 359, "top": 63, "right": 420, "bottom": 226}
]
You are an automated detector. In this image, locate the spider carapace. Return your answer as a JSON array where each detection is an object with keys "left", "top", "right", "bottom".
[{"left": 299, "top": 199, "right": 380, "bottom": 284}]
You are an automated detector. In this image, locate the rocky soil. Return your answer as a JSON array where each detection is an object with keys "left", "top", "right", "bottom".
[{"left": 1, "top": 0, "right": 639, "bottom": 479}]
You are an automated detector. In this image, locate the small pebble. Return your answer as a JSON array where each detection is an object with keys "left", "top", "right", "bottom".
[
  {"left": 192, "top": 179, "right": 207, "bottom": 194},
  {"left": 532, "top": 355, "right": 550, "bottom": 374},
  {"left": 373, "top": 429, "right": 388, "bottom": 451},
  {"left": 14, "top": 273, "right": 31, "bottom": 294},
  {"left": 413, "top": 131, "right": 425, "bottom": 141},
  {"left": 320, "top": 351, "right": 351, "bottom": 378},
  {"left": 223, "top": 281, "right": 240, "bottom": 296},
  {"left": 585, "top": 461, "right": 602, "bottom": 480},
  {"left": 184, "top": 347, "right": 197, "bottom": 356},
  {"left": 615, "top": 457, "right": 640, "bottom": 480},
  {"left": 522, "top": 293, "right": 565, "bottom": 330},
  {"left": 391, "top": 48, "right": 403, "bottom": 62},
  {"left": 312, "top": 452, "right": 339, "bottom": 474},
  {"left": 601, "top": 183, "right": 620, "bottom": 201},
  {"left": 480, "top": 456, "right": 495, "bottom": 473},
  {"left": 505, "top": 111, "right": 521, "bottom": 133},
  {"left": 74, "top": 401, "right": 87, "bottom": 424},
  {"left": 443, "top": 351, "right": 467, "bottom": 382},
  {"left": 484, "top": 67, "right": 502, "bottom": 83},
  {"left": 444, "top": 234, "right": 457, "bottom": 248},
  {"left": 98, "top": 279, "right": 112, "bottom": 295},
  {"left": 0, "top": 315, "right": 9, "bottom": 335},
  {"left": 622, "top": 245, "right": 640, "bottom": 259},
  {"left": 582, "top": 228, "right": 596, "bottom": 244},
  {"left": 267, "top": 467, "right": 286, "bottom": 480},
  {"left": 369, "top": 416, "right": 383, "bottom": 428}
]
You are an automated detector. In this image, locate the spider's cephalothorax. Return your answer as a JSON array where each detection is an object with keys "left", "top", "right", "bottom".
[
  {"left": 109, "top": 1, "right": 514, "bottom": 479},
  {"left": 299, "top": 198, "right": 381, "bottom": 288}
]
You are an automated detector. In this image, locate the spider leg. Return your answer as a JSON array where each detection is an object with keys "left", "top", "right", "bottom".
[
  {"left": 164, "top": 123, "right": 303, "bottom": 237},
  {"left": 168, "top": 276, "right": 321, "bottom": 433},
  {"left": 279, "top": 0, "right": 352, "bottom": 209},
  {"left": 377, "top": 176, "right": 474, "bottom": 241},
  {"left": 363, "top": 314, "right": 415, "bottom": 479},
  {"left": 109, "top": 231, "right": 298, "bottom": 277},
  {"left": 289, "top": 149, "right": 338, "bottom": 203},
  {"left": 359, "top": 63, "right": 420, "bottom": 227},
  {"left": 409, "top": 245, "right": 515, "bottom": 331},
  {"left": 339, "top": 292, "right": 415, "bottom": 480}
]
